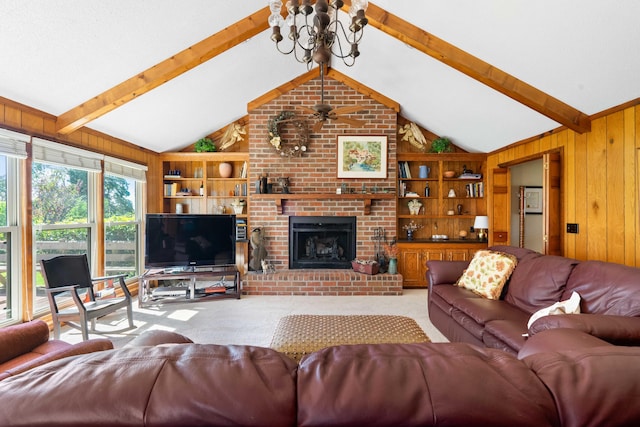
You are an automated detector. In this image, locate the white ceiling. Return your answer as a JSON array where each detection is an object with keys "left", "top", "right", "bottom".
[{"left": 1, "top": 1, "right": 639, "bottom": 154}]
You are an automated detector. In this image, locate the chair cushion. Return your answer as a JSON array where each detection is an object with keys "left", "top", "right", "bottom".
[{"left": 456, "top": 250, "right": 518, "bottom": 299}]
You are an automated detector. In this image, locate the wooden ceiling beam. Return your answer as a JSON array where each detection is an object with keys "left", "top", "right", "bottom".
[
  {"left": 56, "top": 7, "right": 271, "bottom": 135},
  {"left": 358, "top": 2, "right": 591, "bottom": 133}
]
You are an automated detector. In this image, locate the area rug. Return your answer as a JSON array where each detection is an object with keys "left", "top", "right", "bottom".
[{"left": 270, "top": 314, "right": 430, "bottom": 362}]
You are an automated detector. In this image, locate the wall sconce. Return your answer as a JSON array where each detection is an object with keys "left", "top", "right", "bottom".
[{"left": 474, "top": 216, "right": 489, "bottom": 241}]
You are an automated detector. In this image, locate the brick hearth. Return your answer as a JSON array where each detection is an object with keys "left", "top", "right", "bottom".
[
  {"left": 244, "top": 269, "right": 402, "bottom": 296},
  {"left": 247, "top": 74, "right": 399, "bottom": 295}
]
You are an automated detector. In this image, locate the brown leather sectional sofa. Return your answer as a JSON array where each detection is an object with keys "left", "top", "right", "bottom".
[
  {"left": 1, "top": 244, "right": 639, "bottom": 426},
  {"left": 0, "top": 334, "right": 638, "bottom": 426},
  {"left": 427, "top": 245, "right": 640, "bottom": 354}
]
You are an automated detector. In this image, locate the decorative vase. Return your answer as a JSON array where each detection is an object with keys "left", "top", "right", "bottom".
[
  {"left": 388, "top": 258, "right": 398, "bottom": 275},
  {"left": 219, "top": 162, "right": 233, "bottom": 178},
  {"left": 406, "top": 229, "right": 414, "bottom": 240}
]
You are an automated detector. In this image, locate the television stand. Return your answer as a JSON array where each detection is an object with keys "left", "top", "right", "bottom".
[{"left": 138, "top": 265, "right": 240, "bottom": 307}]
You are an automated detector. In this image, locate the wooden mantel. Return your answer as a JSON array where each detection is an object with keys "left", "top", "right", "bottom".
[{"left": 252, "top": 193, "right": 396, "bottom": 215}]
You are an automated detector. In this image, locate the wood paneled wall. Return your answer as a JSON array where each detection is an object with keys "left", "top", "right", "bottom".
[
  {"left": 487, "top": 102, "right": 640, "bottom": 267},
  {"left": 0, "top": 97, "right": 161, "bottom": 320},
  {"left": 0, "top": 96, "right": 163, "bottom": 211}
]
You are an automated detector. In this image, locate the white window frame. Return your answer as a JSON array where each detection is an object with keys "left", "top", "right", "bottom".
[
  {"left": 104, "top": 156, "right": 147, "bottom": 278},
  {"left": 32, "top": 138, "right": 102, "bottom": 314},
  {"left": 0, "top": 128, "right": 28, "bottom": 325}
]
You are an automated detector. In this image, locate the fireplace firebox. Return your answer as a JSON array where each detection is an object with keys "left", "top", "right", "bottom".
[{"left": 289, "top": 216, "right": 356, "bottom": 269}]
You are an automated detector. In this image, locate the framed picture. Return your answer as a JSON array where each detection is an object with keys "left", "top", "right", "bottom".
[
  {"left": 336, "top": 135, "right": 388, "bottom": 178},
  {"left": 524, "top": 186, "right": 543, "bottom": 214}
]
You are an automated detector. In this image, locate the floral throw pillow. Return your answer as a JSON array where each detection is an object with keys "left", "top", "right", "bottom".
[{"left": 455, "top": 250, "right": 518, "bottom": 300}]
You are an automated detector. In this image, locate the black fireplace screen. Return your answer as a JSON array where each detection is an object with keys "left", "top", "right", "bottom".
[{"left": 289, "top": 216, "right": 356, "bottom": 269}]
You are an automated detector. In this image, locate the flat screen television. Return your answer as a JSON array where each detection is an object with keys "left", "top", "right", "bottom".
[{"left": 145, "top": 213, "right": 236, "bottom": 269}]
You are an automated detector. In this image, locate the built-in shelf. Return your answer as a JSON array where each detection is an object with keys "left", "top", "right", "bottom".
[{"left": 252, "top": 193, "right": 396, "bottom": 215}]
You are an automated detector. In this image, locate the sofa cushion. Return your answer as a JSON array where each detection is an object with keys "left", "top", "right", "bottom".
[
  {"left": 563, "top": 260, "right": 640, "bottom": 316},
  {"left": 453, "top": 297, "right": 529, "bottom": 326},
  {"left": 483, "top": 319, "right": 530, "bottom": 354},
  {"left": 0, "top": 344, "right": 298, "bottom": 427},
  {"left": 456, "top": 250, "right": 518, "bottom": 299},
  {"left": 523, "top": 345, "right": 640, "bottom": 427},
  {"left": 489, "top": 245, "right": 540, "bottom": 262},
  {"left": 505, "top": 254, "right": 579, "bottom": 314},
  {"left": 432, "top": 283, "right": 480, "bottom": 307},
  {"left": 0, "top": 320, "right": 50, "bottom": 365},
  {"left": 451, "top": 308, "right": 486, "bottom": 340},
  {"left": 297, "top": 342, "right": 559, "bottom": 427},
  {"left": 518, "top": 328, "right": 612, "bottom": 359}
]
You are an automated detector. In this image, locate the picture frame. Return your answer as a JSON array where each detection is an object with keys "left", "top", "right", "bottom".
[
  {"left": 524, "top": 186, "right": 543, "bottom": 214},
  {"left": 336, "top": 135, "right": 388, "bottom": 178}
]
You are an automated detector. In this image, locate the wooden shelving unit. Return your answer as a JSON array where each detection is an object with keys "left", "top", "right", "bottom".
[
  {"left": 159, "top": 151, "right": 250, "bottom": 276},
  {"left": 394, "top": 129, "right": 489, "bottom": 287}
]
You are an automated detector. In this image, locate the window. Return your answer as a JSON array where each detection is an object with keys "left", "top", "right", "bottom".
[
  {"left": 0, "top": 128, "right": 28, "bottom": 325},
  {"left": 104, "top": 156, "right": 146, "bottom": 278},
  {"left": 32, "top": 138, "right": 102, "bottom": 314}
]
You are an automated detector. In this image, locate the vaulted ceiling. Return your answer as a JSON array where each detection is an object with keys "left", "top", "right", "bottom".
[{"left": 1, "top": 1, "right": 639, "bottom": 154}]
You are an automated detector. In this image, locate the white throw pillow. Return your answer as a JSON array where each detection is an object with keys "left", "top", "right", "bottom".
[{"left": 527, "top": 291, "right": 581, "bottom": 329}]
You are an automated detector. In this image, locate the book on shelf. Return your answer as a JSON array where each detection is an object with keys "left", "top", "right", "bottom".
[
  {"left": 240, "top": 161, "right": 247, "bottom": 179},
  {"left": 397, "top": 161, "right": 412, "bottom": 179},
  {"left": 164, "top": 182, "right": 178, "bottom": 196},
  {"left": 465, "top": 182, "right": 484, "bottom": 198},
  {"left": 398, "top": 181, "right": 406, "bottom": 197}
]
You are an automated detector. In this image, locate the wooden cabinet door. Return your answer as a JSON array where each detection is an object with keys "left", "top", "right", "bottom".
[
  {"left": 447, "top": 249, "right": 469, "bottom": 261},
  {"left": 423, "top": 249, "right": 446, "bottom": 262},
  {"left": 422, "top": 249, "right": 445, "bottom": 288},
  {"left": 398, "top": 248, "right": 423, "bottom": 287}
]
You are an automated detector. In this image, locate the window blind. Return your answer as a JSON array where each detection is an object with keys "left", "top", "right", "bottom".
[
  {"left": 32, "top": 137, "right": 102, "bottom": 171},
  {"left": 0, "top": 128, "right": 29, "bottom": 159},
  {"left": 104, "top": 155, "right": 147, "bottom": 182}
]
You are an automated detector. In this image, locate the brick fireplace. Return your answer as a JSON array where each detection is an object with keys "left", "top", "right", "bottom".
[{"left": 244, "top": 74, "right": 401, "bottom": 295}]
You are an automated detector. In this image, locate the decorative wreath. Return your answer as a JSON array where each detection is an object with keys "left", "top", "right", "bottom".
[{"left": 267, "top": 111, "right": 309, "bottom": 157}]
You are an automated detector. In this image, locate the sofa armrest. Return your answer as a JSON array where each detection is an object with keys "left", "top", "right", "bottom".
[
  {"left": 426, "top": 260, "right": 469, "bottom": 286},
  {"left": 0, "top": 320, "right": 50, "bottom": 364},
  {"left": 529, "top": 314, "right": 640, "bottom": 345},
  {"left": 2, "top": 338, "right": 113, "bottom": 380}
]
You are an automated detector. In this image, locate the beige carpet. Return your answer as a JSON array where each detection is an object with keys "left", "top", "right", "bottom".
[{"left": 58, "top": 289, "right": 448, "bottom": 348}]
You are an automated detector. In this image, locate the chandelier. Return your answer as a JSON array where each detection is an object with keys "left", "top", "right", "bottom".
[{"left": 267, "top": 0, "right": 369, "bottom": 67}]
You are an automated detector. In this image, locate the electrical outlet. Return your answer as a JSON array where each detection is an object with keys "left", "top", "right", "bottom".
[{"left": 566, "top": 223, "right": 579, "bottom": 234}]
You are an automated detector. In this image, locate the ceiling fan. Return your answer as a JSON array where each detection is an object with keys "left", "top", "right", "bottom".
[{"left": 296, "top": 66, "right": 366, "bottom": 133}]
